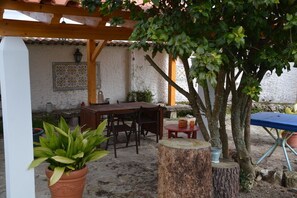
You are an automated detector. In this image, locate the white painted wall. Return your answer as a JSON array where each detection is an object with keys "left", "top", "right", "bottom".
[
  {"left": 27, "top": 43, "right": 297, "bottom": 111},
  {"left": 175, "top": 58, "right": 190, "bottom": 102},
  {"left": 259, "top": 65, "right": 297, "bottom": 103},
  {"left": 28, "top": 44, "right": 168, "bottom": 111},
  {"left": 131, "top": 49, "right": 168, "bottom": 103}
]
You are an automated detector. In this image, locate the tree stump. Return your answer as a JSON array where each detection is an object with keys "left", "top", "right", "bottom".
[
  {"left": 212, "top": 160, "right": 240, "bottom": 198},
  {"left": 158, "top": 139, "right": 212, "bottom": 198}
]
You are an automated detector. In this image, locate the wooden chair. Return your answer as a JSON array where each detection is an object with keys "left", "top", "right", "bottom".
[
  {"left": 136, "top": 105, "right": 161, "bottom": 144},
  {"left": 116, "top": 100, "right": 133, "bottom": 123},
  {"left": 105, "top": 109, "right": 138, "bottom": 158}
]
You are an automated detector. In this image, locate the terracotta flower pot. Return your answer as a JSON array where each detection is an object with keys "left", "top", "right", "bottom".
[
  {"left": 45, "top": 166, "right": 88, "bottom": 198},
  {"left": 282, "top": 132, "right": 297, "bottom": 148}
]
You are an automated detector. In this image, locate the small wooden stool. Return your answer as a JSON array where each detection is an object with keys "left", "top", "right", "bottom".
[{"left": 165, "top": 124, "right": 199, "bottom": 139}]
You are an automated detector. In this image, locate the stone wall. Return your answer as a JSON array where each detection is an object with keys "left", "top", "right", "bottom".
[
  {"left": 259, "top": 64, "right": 297, "bottom": 103},
  {"left": 24, "top": 43, "right": 297, "bottom": 112}
]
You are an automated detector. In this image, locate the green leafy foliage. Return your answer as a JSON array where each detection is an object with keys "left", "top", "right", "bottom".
[
  {"left": 190, "top": 41, "right": 223, "bottom": 87},
  {"left": 225, "top": 26, "right": 246, "bottom": 48},
  {"left": 240, "top": 170, "right": 254, "bottom": 192},
  {"left": 81, "top": 0, "right": 297, "bottom": 190},
  {"left": 110, "top": 17, "right": 125, "bottom": 26},
  {"left": 127, "top": 89, "right": 154, "bottom": 103},
  {"left": 28, "top": 117, "right": 108, "bottom": 186}
]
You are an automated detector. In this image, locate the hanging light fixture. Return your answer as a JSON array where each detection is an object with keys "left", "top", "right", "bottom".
[{"left": 73, "top": 48, "right": 82, "bottom": 63}]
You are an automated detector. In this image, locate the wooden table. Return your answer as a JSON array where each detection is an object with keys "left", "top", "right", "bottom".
[
  {"left": 165, "top": 124, "right": 199, "bottom": 139},
  {"left": 80, "top": 102, "right": 164, "bottom": 139}
]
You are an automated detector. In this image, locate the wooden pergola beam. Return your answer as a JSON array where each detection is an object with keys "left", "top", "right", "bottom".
[
  {"left": 168, "top": 55, "right": 176, "bottom": 106},
  {"left": 0, "top": 0, "right": 131, "bottom": 19},
  {"left": 0, "top": 9, "right": 3, "bottom": 20},
  {"left": 87, "top": 39, "right": 97, "bottom": 104},
  {"left": 51, "top": 14, "right": 62, "bottom": 24},
  {"left": 0, "top": 19, "right": 132, "bottom": 40},
  {"left": 91, "top": 40, "right": 107, "bottom": 62},
  {"left": 86, "top": 40, "right": 107, "bottom": 103}
]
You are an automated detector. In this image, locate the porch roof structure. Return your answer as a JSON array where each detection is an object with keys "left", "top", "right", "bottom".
[
  {"left": 0, "top": 0, "right": 176, "bottom": 105},
  {"left": 0, "top": 0, "right": 134, "bottom": 40},
  {"left": 0, "top": 0, "right": 175, "bottom": 105},
  {"left": 0, "top": 0, "right": 137, "bottom": 104},
  {"left": 0, "top": 1, "right": 176, "bottom": 197}
]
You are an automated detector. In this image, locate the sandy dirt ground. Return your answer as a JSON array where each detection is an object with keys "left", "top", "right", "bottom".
[{"left": 1, "top": 117, "right": 297, "bottom": 197}]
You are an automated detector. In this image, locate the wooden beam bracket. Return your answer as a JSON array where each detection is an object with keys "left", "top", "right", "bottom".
[{"left": 91, "top": 40, "right": 107, "bottom": 62}]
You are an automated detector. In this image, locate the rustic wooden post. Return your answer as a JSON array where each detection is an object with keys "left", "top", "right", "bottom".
[
  {"left": 212, "top": 160, "right": 240, "bottom": 198},
  {"left": 158, "top": 139, "right": 212, "bottom": 198}
]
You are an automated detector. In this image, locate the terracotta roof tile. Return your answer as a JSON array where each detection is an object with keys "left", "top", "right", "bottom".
[
  {"left": 0, "top": 37, "right": 132, "bottom": 46},
  {"left": 22, "top": 37, "right": 132, "bottom": 47}
]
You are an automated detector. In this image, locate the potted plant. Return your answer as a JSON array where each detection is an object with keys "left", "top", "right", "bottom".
[
  {"left": 127, "top": 89, "right": 154, "bottom": 103},
  {"left": 28, "top": 117, "right": 108, "bottom": 198},
  {"left": 32, "top": 115, "right": 57, "bottom": 146}
]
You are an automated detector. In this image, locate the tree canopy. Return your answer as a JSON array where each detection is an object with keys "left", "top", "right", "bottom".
[{"left": 82, "top": 0, "right": 297, "bottom": 190}]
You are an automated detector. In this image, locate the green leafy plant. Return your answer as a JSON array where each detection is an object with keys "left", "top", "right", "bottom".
[
  {"left": 285, "top": 103, "right": 297, "bottom": 114},
  {"left": 177, "top": 110, "right": 194, "bottom": 118},
  {"left": 28, "top": 117, "right": 108, "bottom": 186},
  {"left": 240, "top": 170, "right": 253, "bottom": 192},
  {"left": 136, "top": 89, "right": 154, "bottom": 103},
  {"left": 127, "top": 89, "right": 154, "bottom": 103},
  {"left": 32, "top": 114, "right": 58, "bottom": 129}
]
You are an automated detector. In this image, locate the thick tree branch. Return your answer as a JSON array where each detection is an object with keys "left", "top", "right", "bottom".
[
  {"left": 180, "top": 58, "right": 206, "bottom": 112},
  {"left": 145, "top": 54, "right": 190, "bottom": 99},
  {"left": 203, "top": 82, "right": 212, "bottom": 118},
  {"left": 212, "top": 70, "right": 226, "bottom": 118}
]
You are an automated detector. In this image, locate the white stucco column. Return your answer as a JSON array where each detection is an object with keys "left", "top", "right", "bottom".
[{"left": 0, "top": 37, "right": 35, "bottom": 197}]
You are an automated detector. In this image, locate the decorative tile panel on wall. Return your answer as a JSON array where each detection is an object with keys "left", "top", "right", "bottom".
[{"left": 52, "top": 62, "right": 100, "bottom": 91}]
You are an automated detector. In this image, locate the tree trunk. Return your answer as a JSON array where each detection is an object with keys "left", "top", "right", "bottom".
[
  {"left": 208, "top": 119, "right": 221, "bottom": 147},
  {"left": 231, "top": 98, "right": 255, "bottom": 191},
  {"left": 212, "top": 160, "right": 240, "bottom": 198},
  {"left": 158, "top": 139, "right": 212, "bottom": 198},
  {"left": 181, "top": 57, "right": 211, "bottom": 141},
  {"left": 145, "top": 55, "right": 211, "bottom": 141},
  {"left": 244, "top": 99, "right": 252, "bottom": 152},
  {"left": 219, "top": 94, "right": 229, "bottom": 158},
  {"left": 191, "top": 99, "right": 211, "bottom": 141}
]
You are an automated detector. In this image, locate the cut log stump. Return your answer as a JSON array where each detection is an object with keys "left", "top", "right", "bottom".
[
  {"left": 158, "top": 139, "right": 212, "bottom": 198},
  {"left": 212, "top": 160, "right": 240, "bottom": 198}
]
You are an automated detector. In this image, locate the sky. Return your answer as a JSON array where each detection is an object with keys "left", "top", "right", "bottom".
[
  {"left": 3, "top": 9, "right": 79, "bottom": 24},
  {"left": 3, "top": 10, "right": 37, "bottom": 21}
]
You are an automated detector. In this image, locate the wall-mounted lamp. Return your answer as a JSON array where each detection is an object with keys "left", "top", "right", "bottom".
[{"left": 73, "top": 48, "right": 82, "bottom": 63}]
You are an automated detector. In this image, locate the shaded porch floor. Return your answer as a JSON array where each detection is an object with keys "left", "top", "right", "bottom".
[
  {"left": 1, "top": 117, "right": 297, "bottom": 197},
  {"left": 0, "top": 119, "right": 182, "bottom": 198}
]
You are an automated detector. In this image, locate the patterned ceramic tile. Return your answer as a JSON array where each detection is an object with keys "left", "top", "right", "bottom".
[{"left": 52, "top": 62, "right": 100, "bottom": 91}]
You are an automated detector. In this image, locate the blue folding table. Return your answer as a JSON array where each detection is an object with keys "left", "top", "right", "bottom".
[{"left": 251, "top": 112, "right": 297, "bottom": 171}]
